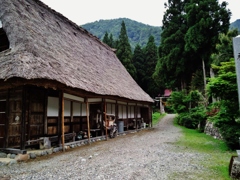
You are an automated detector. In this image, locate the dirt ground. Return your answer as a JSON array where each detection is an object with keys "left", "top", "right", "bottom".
[{"left": 0, "top": 114, "right": 208, "bottom": 180}]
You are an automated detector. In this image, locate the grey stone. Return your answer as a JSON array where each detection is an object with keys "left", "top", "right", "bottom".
[
  {"left": 231, "top": 157, "right": 240, "bottom": 179},
  {"left": 0, "top": 152, "right": 7, "bottom": 158},
  {"left": 0, "top": 161, "right": 8, "bottom": 166},
  {"left": 10, "top": 154, "right": 16, "bottom": 159},
  {"left": 8, "top": 160, "right": 17, "bottom": 166},
  {"left": 41, "top": 151, "right": 47, "bottom": 156},
  {"left": 29, "top": 153, "right": 37, "bottom": 159},
  {"left": 53, "top": 147, "right": 60, "bottom": 153}
]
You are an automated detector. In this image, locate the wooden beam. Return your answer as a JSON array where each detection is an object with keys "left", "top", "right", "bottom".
[
  {"left": 44, "top": 89, "right": 48, "bottom": 135},
  {"left": 104, "top": 100, "right": 108, "bottom": 141},
  {"left": 0, "top": 148, "right": 27, "bottom": 155},
  {"left": 60, "top": 91, "right": 65, "bottom": 152},
  {"left": 20, "top": 86, "right": 26, "bottom": 150},
  {"left": 86, "top": 98, "right": 90, "bottom": 144}
]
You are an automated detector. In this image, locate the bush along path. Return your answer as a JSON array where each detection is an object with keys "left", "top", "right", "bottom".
[{"left": 0, "top": 114, "right": 235, "bottom": 180}]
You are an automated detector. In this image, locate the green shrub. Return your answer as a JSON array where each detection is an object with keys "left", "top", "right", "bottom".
[{"left": 208, "top": 100, "right": 240, "bottom": 149}]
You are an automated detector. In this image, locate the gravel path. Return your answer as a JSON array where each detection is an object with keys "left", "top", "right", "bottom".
[{"left": 0, "top": 114, "right": 208, "bottom": 180}]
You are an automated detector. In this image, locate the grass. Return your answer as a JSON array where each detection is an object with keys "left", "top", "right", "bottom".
[
  {"left": 173, "top": 118, "right": 236, "bottom": 180},
  {"left": 152, "top": 111, "right": 166, "bottom": 125}
]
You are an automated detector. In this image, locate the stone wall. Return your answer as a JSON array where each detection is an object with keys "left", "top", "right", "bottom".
[{"left": 204, "top": 121, "right": 222, "bottom": 139}]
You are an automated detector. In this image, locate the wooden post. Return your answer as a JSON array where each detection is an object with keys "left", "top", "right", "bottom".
[
  {"left": 61, "top": 92, "right": 65, "bottom": 152},
  {"left": 104, "top": 100, "right": 108, "bottom": 140},
  {"left": 86, "top": 98, "right": 91, "bottom": 144},
  {"left": 44, "top": 89, "right": 48, "bottom": 135},
  {"left": 20, "top": 87, "right": 26, "bottom": 150},
  {"left": 149, "top": 105, "right": 153, "bottom": 128}
]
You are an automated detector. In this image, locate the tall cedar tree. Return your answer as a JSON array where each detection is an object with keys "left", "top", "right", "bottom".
[
  {"left": 109, "top": 33, "right": 115, "bottom": 48},
  {"left": 154, "top": 0, "right": 189, "bottom": 90},
  {"left": 102, "top": 32, "right": 115, "bottom": 48},
  {"left": 154, "top": 0, "right": 231, "bottom": 92},
  {"left": 144, "top": 35, "right": 159, "bottom": 97},
  {"left": 116, "top": 21, "right": 136, "bottom": 79},
  {"left": 132, "top": 44, "right": 145, "bottom": 87},
  {"left": 103, "top": 32, "right": 110, "bottom": 45},
  {"left": 184, "top": 0, "right": 231, "bottom": 91}
]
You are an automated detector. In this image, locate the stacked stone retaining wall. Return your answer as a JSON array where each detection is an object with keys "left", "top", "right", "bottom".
[{"left": 204, "top": 120, "right": 222, "bottom": 139}]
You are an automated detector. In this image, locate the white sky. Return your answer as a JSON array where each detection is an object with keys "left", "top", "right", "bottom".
[{"left": 40, "top": 0, "right": 239, "bottom": 27}]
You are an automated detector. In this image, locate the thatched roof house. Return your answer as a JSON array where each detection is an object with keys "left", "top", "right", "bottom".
[
  {"left": 0, "top": 0, "right": 153, "bottom": 151},
  {"left": 0, "top": 0, "right": 152, "bottom": 102}
]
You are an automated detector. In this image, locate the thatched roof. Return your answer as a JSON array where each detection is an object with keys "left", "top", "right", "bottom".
[{"left": 0, "top": 0, "right": 153, "bottom": 103}]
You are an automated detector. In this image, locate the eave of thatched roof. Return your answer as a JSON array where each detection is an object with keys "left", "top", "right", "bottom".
[{"left": 0, "top": 0, "right": 153, "bottom": 103}]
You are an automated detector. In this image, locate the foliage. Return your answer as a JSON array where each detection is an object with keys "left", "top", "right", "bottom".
[
  {"left": 211, "top": 29, "right": 239, "bottom": 66},
  {"left": 102, "top": 32, "right": 115, "bottom": 48},
  {"left": 81, "top": 18, "right": 162, "bottom": 50},
  {"left": 116, "top": 21, "right": 136, "bottom": 79},
  {"left": 143, "top": 35, "right": 159, "bottom": 97},
  {"left": 207, "top": 59, "right": 237, "bottom": 101},
  {"left": 176, "top": 106, "right": 206, "bottom": 130},
  {"left": 167, "top": 90, "right": 190, "bottom": 114},
  {"left": 207, "top": 59, "right": 240, "bottom": 149},
  {"left": 154, "top": 0, "right": 189, "bottom": 90},
  {"left": 168, "top": 90, "right": 206, "bottom": 130},
  {"left": 132, "top": 44, "right": 145, "bottom": 86},
  {"left": 174, "top": 119, "right": 235, "bottom": 180},
  {"left": 152, "top": 112, "right": 166, "bottom": 125},
  {"left": 154, "top": 0, "right": 231, "bottom": 91}
]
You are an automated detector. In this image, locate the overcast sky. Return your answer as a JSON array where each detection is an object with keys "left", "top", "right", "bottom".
[{"left": 41, "top": 0, "right": 239, "bottom": 27}]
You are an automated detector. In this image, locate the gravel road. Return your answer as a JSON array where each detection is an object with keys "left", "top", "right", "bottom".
[{"left": 0, "top": 114, "right": 208, "bottom": 180}]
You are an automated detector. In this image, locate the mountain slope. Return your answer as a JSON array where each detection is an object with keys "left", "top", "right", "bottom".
[
  {"left": 81, "top": 18, "right": 162, "bottom": 49},
  {"left": 81, "top": 18, "right": 239, "bottom": 50},
  {"left": 230, "top": 19, "right": 240, "bottom": 32}
]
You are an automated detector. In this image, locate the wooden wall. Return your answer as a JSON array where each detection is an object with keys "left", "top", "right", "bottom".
[
  {"left": 0, "top": 90, "right": 7, "bottom": 148},
  {"left": 0, "top": 86, "right": 152, "bottom": 149}
]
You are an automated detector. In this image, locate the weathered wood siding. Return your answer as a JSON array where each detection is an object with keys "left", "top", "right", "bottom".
[
  {"left": 0, "top": 90, "right": 7, "bottom": 148},
  {"left": 8, "top": 88, "right": 22, "bottom": 147}
]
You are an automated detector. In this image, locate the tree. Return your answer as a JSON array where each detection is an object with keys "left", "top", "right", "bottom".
[
  {"left": 154, "top": 0, "right": 189, "bottom": 90},
  {"left": 102, "top": 32, "right": 115, "bottom": 48},
  {"left": 116, "top": 21, "right": 136, "bottom": 79},
  {"left": 154, "top": 0, "right": 231, "bottom": 92},
  {"left": 211, "top": 29, "right": 239, "bottom": 66},
  {"left": 132, "top": 44, "right": 145, "bottom": 87},
  {"left": 144, "top": 35, "right": 159, "bottom": 97},
  {"left": 102, "top": 32, "right": 110, "bottom": 45},
  {"left": 109, "top": 33, "right": 115, "bottom": 48},
  {"left": 184, "top": 0, "right": 231, "bottom": 92}
]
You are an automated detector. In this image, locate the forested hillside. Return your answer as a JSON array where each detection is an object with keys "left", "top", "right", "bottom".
[
  {"left": 81, "top": 18, "right": 239, "bottom": 50},
  {"left": 81, "top": 18, "right": 162, "bottom": 49},
  {"left": 230, "top": 19, "right": 240, "bottom": 32}
]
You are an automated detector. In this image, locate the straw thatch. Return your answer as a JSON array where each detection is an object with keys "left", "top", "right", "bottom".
[{"left": 0, "top": 0, "right": 153, "bottom": 103}]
